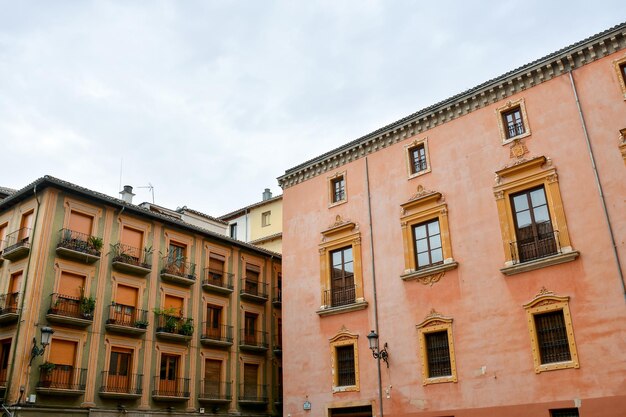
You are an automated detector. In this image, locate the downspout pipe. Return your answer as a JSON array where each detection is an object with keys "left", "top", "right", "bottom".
[
  {"left": 3, "top": 184, "right": 42, "bottom": 408},
  {"left": 365, "top": 157, "right": 384, "bottom": 417},
  {"left": 568, "top": 71, "right": 626, "bottom": 302}
]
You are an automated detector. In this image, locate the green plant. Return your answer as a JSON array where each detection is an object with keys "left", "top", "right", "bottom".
[
  {"left": 179, "top": 318, "right": 194, "bottom": 336},
  {"left": 79, "top": 296, "right": 96, "bottom": 316},
  {"left": 88, "top": 236, "right": 103, "bottom": 252},
  {"left": 40, "top": 361, "right": 56, "bottom": 373},
  {"left": 134, "top": 319, "right": 149, "bottom": 329},
  {"left": 153, "top": 307, "right": 181, "bottom": 333}
]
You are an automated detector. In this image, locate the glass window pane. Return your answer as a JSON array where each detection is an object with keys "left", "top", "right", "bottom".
[
  {"left": 533, "top": 206, "right": 550, "bottom": 223},
  {"left": 513, "top": 194, "right": 529, "bottom": 211},
  {"left": 429, "top": 235, "right": 441, "bottom": 249},
  {"left": 516, "top": 210, "right": 531, "bottom": 228},
  {"left": 428, "top": 220, "right": 440, "bottom": 235},
  {"left": 414, "top": 225, "right": 426, "bottom": 239},
  {"left": 431, "top": 248, "right": 443, "bottom": 263},
  {"left": 344, "top": 261, "right": 353, "bottom": 274},
  {"left": 417, "top": 252, "right": 430, "bottom": 267},
  {"left": 332, "top": 251, "right": 342, "bottom": 267},
  {"left": 416, "top": 238, "right": 429, "bottom": 253},
  {"left": 530, "top": 188, "right": 546, "bottom": 207},
  {"left": 343, "top": 248, "right": 353, "bottom": 263}
]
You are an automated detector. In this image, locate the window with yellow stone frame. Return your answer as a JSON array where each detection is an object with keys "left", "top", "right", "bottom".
[
  {"left": 416, "top": 310, "right": 457, "bottom": 385},
  {"left": 329, "top": 328, "right": 360, "bottom": 393}
]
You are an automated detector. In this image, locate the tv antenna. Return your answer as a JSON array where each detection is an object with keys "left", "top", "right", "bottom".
[{"left": 135, "top": 183, "right": 155, "bottom": 204}]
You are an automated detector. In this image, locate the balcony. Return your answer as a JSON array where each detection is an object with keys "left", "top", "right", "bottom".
[
  {"left": 239, "top": 278, "right": 268, "bottom": 304},
  {"left": 239, "top": 329, "right": 268, "bottom": 353},
  {"left": 272, "top": 287, "right": 282, "bottom": 308},
  {"left": 152, "top": 377, "right": 190, "bottom": 401},
  {"left": 111, "top": 243, "right": 152, "bottom": 276},
  {"left": 46, "top": 293, "right": 94, "bottom": 327},
  {"left": 0, "top": 292, "right": 20, "bottom": 323},
  {"left": 36, "top": 365, "right": 87, "bottom": 396},
  {"left": 56, "top": 229, "right": 102, "bottom": 263},
  {"left": 317, "top": 284, "right": 368, "bottom": 317},
  {"left": 502, "top": 230, "right": 579, "bottom": 275},
  {"left": 198, "top": 380, "right": 232, "bottom": 404},
  {"left": 154, "top": 313, "right": 193, "bottom": 343},
  {"left": 202, "top": 267, "right": 234, "bottom": 295},
  {"left": 99, "top": 371, "right": 143, "bottom": 399},
  {"left": 105, "top": 304, "right": 149, "bottom": 335},
  {"left": 200, "top": 323, "right": 233, "bottom": 348},
  {"left": 160, "top": 256, "right": 196, "bottom": 286},
  {"left": 273, "top": 333, "right": 282, "bottom": 356},
  {"left": 2, "top": 228, "right": 30, "bottom": 261},
  {"left": 238, "top": 383, "right": 268, "bottom": 405}
]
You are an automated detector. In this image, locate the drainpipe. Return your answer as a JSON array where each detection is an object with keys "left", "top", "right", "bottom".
[
  {"left": 568, "top": 71, "right": 626, "bottom": 302},
  {"left": 365, "top": 157, "right": 384, "bottom": 417},
  {"left": 3, "top": 184, "right": 42, "bottom": 409}
]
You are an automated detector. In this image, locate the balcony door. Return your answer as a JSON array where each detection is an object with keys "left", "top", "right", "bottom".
[
  {"left": 56, "top": 271, "right": 86, "bottom": 316},
  {"left": 159, "top": 354, "right": 179, "bottom": 395},
  {"left": 167, "top": 242, "right": 186, "bottom": 275},
  {"left": 244, "top": 313, "right": 257, "bottom": 345},
  {"left": 48, "top": 339, "right": 77, "bottom": 388},
  {"left": 330, "top": 247, "right": 354, "bottom": 306},
  {"left": 8, "top": 272, "right": 21, "bottom": 310},
  {"left": 68, "top": 210, "right": 93, "bottom": 236},
  {"left": 121, "top": 226, "right": 144, "bottom": 260},
  {"left": 245, "top": 265, "right": 260, "bottom": 295},
  {"left": 0, "top": 339, "right": 11, "bottom": 384},
  {"left": 208, "top": 255, "right": 225, "bottom": 285},
  {"left": 108, "top": 348, "right": 132, "bottom": 392},
  {"left": 18, "top": 211, "right": 33, "bottom": 241},
  {"left": 204, "top": 359, "right": 221, "bottom": 397},
  {"left": 113, "top": 285, "right": 138, "bottom": 325},
  {"left": 511, "top": 187, "right": 556, "bottom": 262},
  {"left": 243, "top": 363, "right": 258, "bottom": 399},
  {"left": 206, "top": 305, "right": 222, "bottom": 339}
]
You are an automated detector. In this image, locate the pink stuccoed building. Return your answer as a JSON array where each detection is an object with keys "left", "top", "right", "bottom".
[{"left": 279, "top": 22, "right": 626, "bottom": 417}]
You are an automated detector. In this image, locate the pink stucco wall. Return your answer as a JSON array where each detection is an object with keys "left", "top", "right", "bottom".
[{"left": 282, "top": 50, "right": 626, "bottom": 417}]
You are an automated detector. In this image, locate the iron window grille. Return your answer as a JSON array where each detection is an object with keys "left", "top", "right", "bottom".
[
  {"left": 336, "top": 345, "right": 356, "bottom": 386},
  {"left": 425, "top": 331, "right": 452, "bottom": 378},
  {"left": 534, "top": 310, "right": 572, "bottom": 364}
]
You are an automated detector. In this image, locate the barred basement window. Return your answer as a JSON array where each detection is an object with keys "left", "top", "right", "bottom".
[
  {"left": 425, "top": 331, "right": 452, "bottom": 378},
  {"left": 550, "top": 408, "right": 579, "bottom": 417},
  {"left": 336, "top": 345, "right": 356, "bottom": 386},
  {"left": 534, "top": 311, "right": 571, "bottom": 364}
]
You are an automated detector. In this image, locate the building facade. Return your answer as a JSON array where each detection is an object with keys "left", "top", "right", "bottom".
[
  {"left": 0, "top": 176, "right": 282, "bottom": 417},
  {"left": 220, "top": 190, "right": 283, "bottom": 254},
  {"left": 279, "top": 24, "right": 626, "bottom": 417}
]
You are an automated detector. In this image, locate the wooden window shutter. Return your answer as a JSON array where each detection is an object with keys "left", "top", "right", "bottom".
[
  {"left": 49, "top": 339, "right": 77, "bottom": 366},
  {"left": 121, "top": 226, "right": 143, "bottom": 250},
  {"left": 116, "top": 285, "right": 138, "bottom": 307},
  {"left": 58, "top": 272, "right": 86, "bottom": 297},
  {"left": 68, "top": 211, "right": 93, "bottom": 236}
]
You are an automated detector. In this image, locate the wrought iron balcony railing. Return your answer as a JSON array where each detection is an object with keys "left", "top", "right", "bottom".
[
  {"left": 37, "top": 365, "right": 87, "bottom": 391},
  {"left": 272, "top": 286, "right": 282, "bottom": 305},
  {"left": 0, "top": 292, "right": 20, "bottom": 315},
  {"left": 154, "top": 313, "right": 194, "bottom": 336},
  {"left": 161, "top": 256, "right": 196, "bottom": 280},
  {"left": 2, "top": 228, "right": 31, "bottom": 257},
  {"left": 100, "top": 371, "right": 143, "bottom": 395},
  {"left": 152, "top": 377, "right": 190, "bottom": 398},
  {"left": 48, "top": 293, "right": 94, "bottom": 321},
  {"left": 510, "top": 230, "right": 560, "bottom": 264},
  {"left": 238, "top": 383, "right": 268, "bottom": 402},
  {"left": 203, "top": 267, "right": 234, "bottom": 290},
  {"left": 198, "top": 380, "right": 232, "bottom": 401},
  {"left": 106, "top": 304, "right": 149, "bottom": 328},
  {"left": 111, "top": 242, "right": 152, "bottom": 270},
  {"left": 201, "top": 323, "right": 233, "bottom": 343},
  {"left": 240, "top": 278, "right": 268, "bottom": 299},
  {"left": 239, "top": 329, "right": 268, "bottom": 349},
  {"left": 323, "top": 284, "right": 356, "bottom": 308},
  {"left": 57, "top": 228, "right": 102, "bottom": 257}
]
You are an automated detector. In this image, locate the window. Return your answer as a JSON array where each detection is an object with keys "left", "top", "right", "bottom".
[
  {"left": 120, "top": 225, "right": 144, "bottom": 260},
  {"left": 524, "top": 288, "right": 579, "bottom": 373},
  {"left": 550, "top": 409, "right": 579, "bottom": 417},
  {"left": 416, "top": 310, "right": 457, "bottom": 385},
  {"left": 496, "top": 98, "right": 530, "bottom": 143},
  {"left": 405, "top": 138, "right": 431, "bottom": 178},
  {"left": 242, "top": 363, "right": 259, "bottom": 399},
  {"left": 328, "top": 172, "right": 347, "bottom": 206},
  {"left": 207, "top": 254, "right": 226, "bottom": 285},
  {"left": 0, "top": 222, "right": 8, "bottom": 252},
  {"left": 336, "top": 345, "right": 356, "bottom": 386},
  {"left": 614, "top": 55, "right": 626, "bottom": 99},
  {"left": 203, "top": 359, "right": 222, "bottom": 397},
  {"left": 107, "top": 347, "right": 132, "bottom": 392},
  {"left": 18, "top": 210, "right": 34, "bottom": 241},
  {"left": 159, "top": 353, "right": 180, "bottom": 395},
  {"left": 413, "top": 219, "right": 443, "bottom": 269},
  {"left": 0, "top": 339, "right": 11, "bottom": 385},
  {"left": 244, "top": 312, "right": 257, "bottom": 345},
  {"left": 329, "top": 329, "right": 360, "bottom": 392},
  {"left": 400, "top": 186, "right": 457, "bottom": 284},
  {"left": 318, "top": 216, "right": 366, "bottom": 316},
  {"left": 206, "top": 305, "right": 222, "bottom": 339},
  {"left": 261, "top": 211, "right": 271, "bottom": 227},
  {"left": 244, "top": 264, "right": 260, "bottom": 295},
  {"left": 329, "top": 247, "right": 355, "bottom": 307},
  {"left": 494, "top": 156, "right": 578, "bottom": 275},
  {"left": 229, "top": 223, "right": 238, "bottom": 239}
]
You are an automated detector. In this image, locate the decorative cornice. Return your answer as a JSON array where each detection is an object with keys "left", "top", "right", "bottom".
[{"left": 278, "top": 22, "right": 626, "bottom": 189}]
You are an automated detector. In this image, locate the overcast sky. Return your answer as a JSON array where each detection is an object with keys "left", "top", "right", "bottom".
[{"left": 1, "top": 1, "right": 623, "bottom": 215}]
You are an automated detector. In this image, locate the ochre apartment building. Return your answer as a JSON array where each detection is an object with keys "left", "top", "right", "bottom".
[
  {"left": 0, "top": 176, "right": 282, "bottom": 417},
  {"left": 279, "top": 23, "right": 626, "bottom": 417}
]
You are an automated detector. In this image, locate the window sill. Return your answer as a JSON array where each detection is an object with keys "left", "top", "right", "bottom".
[
  {"left": 502, "top": 131, "right": 531, "bottom": 145},
  {"left": 332, "top": 384, "right": 359, "bottom": 393},
  {"left": 535, "top": 360, "right": 579, "bottom": 373},
  {"left": 401, "top": 261, "right": 458, "bottom": 284},
  {"left": 316, "top": 300, "right": 368, "bottom": 317},
  {"left": 407, "top": 167, "right": 432, "bottom": 180},
  {"left": 423, "top": 375, "right": 457, "bottom": 386},
  {"left": 500, "top": 249, "right": 579, "bottom": 276},
  {"left": 328, "top": 199, "right": 347, "bottom": 209}
]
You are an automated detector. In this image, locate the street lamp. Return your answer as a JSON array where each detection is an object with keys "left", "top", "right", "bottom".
[
  {"left": 367, "top": 330, "right": 389, "bottom": 368},
  {"left": 29, "top": 326, "right": 54, "bottom": 365}
]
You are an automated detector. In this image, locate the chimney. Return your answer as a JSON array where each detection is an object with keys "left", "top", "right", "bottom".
[
  {"left": 262, "top": 188, "right": 272, "bottom": 201},
  {"left": 120, "top": 185, "right": 135, "bottom": 204}
]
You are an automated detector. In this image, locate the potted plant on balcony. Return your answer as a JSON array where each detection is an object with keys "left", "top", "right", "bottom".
[
  {"left": 79, "top": 296, "right": 96, "bottom": 319},
  {"left": 154, "top": 307, "right": 179, "bottom": 333},
  {"left": 87, "top": 236, "right": 103, "bottom": 255},
  {"left": 180, "top": 318, "right": 194, "bottom": 336},
  {"left": 134, "top": 319, "right": 149, "bottom": 329},
  {"left": 39, "top": 362, "right": 56, "bottom": 387}
]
